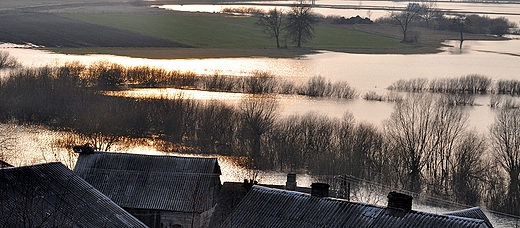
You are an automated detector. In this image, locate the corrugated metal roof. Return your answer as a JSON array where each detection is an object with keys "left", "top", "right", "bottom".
[
  {"left": 221, "top": 186, "right": 491, "bottom": 228},
  {"left": 73, "top": 152, "right": 221, "bottom": 213},
  {"left": 445, "top": 207, "right": 494, "bottom": 228},
  {"left": 0, "top": 162, "right": 147, "bottom": 228}
]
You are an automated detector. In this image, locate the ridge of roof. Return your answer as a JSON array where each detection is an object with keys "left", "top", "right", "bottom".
[
  {"left": 222, "top": 185, "right": 490, "bottom": 228},
  {"left": 74, "top": 152, "right": 222, "bottom": 212},
  {"left": 445, "top": 207, "right": 494, "bottom": 228},
  {"left": 74, "top": 151, "right": 221, "bottom": 174}
]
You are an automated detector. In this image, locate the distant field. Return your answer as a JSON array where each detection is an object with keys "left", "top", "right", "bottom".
[{"left": 60, "top": 13, "right": 411, "bottom": 51}]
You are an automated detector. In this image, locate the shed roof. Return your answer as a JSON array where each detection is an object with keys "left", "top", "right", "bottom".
[
  {"left": 0, "top": 162, "right": 147, "bottom": 228},
  {"left": 221, "top": 186, "right": 491, "bottom": 228},
  {"left": 74, "top": 152, "right": 221, "bottom": 213}
]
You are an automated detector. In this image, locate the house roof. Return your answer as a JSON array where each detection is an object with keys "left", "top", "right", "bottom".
[
  {"left": 0, "top": 162, "right": 147, "bottom": 228},
  {"left": 445, "top": 207, "right": 494, "bottom": 228},
  {"left": 221, "top": 186, "right": 491, "bottom": 228},
  {"left": 73, "top": 152, "right": 221, "bottom": 213},
  {"left": 208, "top": 182, "right": 249, "bottom": 228}
]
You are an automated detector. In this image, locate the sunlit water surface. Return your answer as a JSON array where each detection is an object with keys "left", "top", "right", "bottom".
[
  {"left": 2, "top": 1, "right": 520, "bottom": 224},
  {"left": 3, "top": 41, "right": 520, "bottom": 226},
  {"left": 4, "top": 39, "right": 519, "bottom": 132}
]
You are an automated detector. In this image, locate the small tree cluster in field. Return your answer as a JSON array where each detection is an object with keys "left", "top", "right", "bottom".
[
  {"left": 329, "top": 15, "right": 373, "bottom": 25},
  {"left": 257, "top": 4, "right": 319, "bottom": 48},
  {"left": 377, "top": 6, "right": 517, "bottom": 38}
]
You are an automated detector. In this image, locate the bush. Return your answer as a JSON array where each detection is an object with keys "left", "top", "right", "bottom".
[{"left": 0, "top": 51, "right": 19, "bottom": 68}]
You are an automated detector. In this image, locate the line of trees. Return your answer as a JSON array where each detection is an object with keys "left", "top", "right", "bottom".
[
  {"left": 377, "top": 3, "right": 517, "bottom": 43},
  {"left": 1, "top": 63, "right": 520, "bottom": 216}
]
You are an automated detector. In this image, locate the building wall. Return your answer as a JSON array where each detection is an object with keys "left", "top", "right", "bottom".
[
  {"left": 125, "top": 208, "right": 161, "bottom": 228},
  {"left": 161, "top": 207, "right": 214, "bottom": 228}
]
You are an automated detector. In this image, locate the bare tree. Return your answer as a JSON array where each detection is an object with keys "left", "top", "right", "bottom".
[
  {"left": 257, "top": 8, "right": 284, "bottom": 48},
  {"left": 285, "top": 3, "right": 318, "bottom": 47},
  {"left": 419, "top": 1, "right": 440, "bottom": 28},
  {"left": 384, "top": 94, "right": 467, "bottom": 193},
  {"left": 390, "top": 3, "right": 422, "bottom": 42},
  {"left": 490, "top": 108, "right": 520, "bottom": 215},
  {"left": 452, "top": 15, "right": 470, "bottom": 49},
  {"left": 451, "top": 132, "right": 487, "bottom": 205},
  {"left": 239, "top": 96, "right": 278, "bottom": 169}
]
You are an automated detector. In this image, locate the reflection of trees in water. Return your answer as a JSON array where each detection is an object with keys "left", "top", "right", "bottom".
[{"left": 2, "top": 63, "right": 520, "bottom": 218}]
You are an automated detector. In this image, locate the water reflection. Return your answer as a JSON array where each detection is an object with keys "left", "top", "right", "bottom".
[
  {"left": 105, "top": 88, "right": 246, "bottom": 101},
  {"left": 5, "top": 39, "right": 519, "bottom": 132}
]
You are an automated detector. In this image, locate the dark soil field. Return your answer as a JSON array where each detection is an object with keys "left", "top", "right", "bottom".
[{"left": 0, "top": 12, "right": 188, "bottom": 48}]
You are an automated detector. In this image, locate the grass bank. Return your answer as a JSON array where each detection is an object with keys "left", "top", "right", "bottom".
[{"left": 55, "top": 12, "right": 421, "bottom": 58}]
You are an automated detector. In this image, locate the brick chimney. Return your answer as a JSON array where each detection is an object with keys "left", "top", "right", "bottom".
[
  {"left": 387, "top": 191, "right": 413, "bottom": 211},
  {"left": 285, "top": 173, "right": 297, "bottom": 191},
  {"left": 311, "top": 183, "right": 329, "bottom": 197}
]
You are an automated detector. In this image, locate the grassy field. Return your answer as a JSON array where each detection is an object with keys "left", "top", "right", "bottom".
[{"left": 57, "top": 12, "right": 422, "bottom": 58}]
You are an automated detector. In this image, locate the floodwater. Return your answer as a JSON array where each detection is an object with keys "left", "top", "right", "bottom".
[
  {"left": 2, "top": 2, "right": 520, "bottom": 223},
  {"left": 4, "top": 38, "right": 520, "bottom": 131}
]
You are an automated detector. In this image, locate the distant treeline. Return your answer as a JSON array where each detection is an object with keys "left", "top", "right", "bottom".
[
  {"left": 377, "top": 13, "right": 516, "bottom": 37},
  {"left": 1, "top": 63, "right": 519, "bottom": 216}
]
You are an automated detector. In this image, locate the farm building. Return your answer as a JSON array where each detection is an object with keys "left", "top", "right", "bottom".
[
  {"left": 73, "top": 151, "right": 222, "bottom": 228},
  {"left": 220, "top": 185, "right": 493, "bottom": 228},
  {"left": 0, "top": 162, "right": 147, "bottom": 227}
]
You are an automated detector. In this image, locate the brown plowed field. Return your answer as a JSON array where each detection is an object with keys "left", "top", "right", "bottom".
[{"left": 0, "top": 12, "right": 189, "bottom": 48}]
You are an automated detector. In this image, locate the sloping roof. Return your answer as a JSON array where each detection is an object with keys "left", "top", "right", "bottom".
[
  {"left": 445, "top": 207, "right": 494, "bottom": 228},
  {"left": 0, "top": 162, "right": 147, "bottom": 228},
  {"left": 221, "top": 186, "right": 491, "bottom": 228},
  {"left": 208, "top": 182, "right": 249, "bottom": 228},
  {"left": 0, "top": 159, "right": 13, "bottom": 168},
  {"left": 73, "top": 152, "right": 221, "bottom": 213}
]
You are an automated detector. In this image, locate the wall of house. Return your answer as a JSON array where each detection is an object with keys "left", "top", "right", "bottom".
[
  {"left": 125, "top": 208, "right": 161, "bottom": 228},
  {"left": 160, "top": 207, "right": 215, "bottom": 228}
]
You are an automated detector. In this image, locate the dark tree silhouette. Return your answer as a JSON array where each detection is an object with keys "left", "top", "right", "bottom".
[
  {"left": 490, "top": 108, "right": 520, "bottom": 215},
  {"left": 239, "top": 96, "right": 278, "bottom": 168},
  {"left": 390, "top": 4, "right": 422, "bottom": 42},
  {"left": 452, "top": 15, "right": 470, "bottom": 49},
  {"left": 384, "top": 94, "right": 467, "bottom": 193},
  {"left": 285, "top": 3, "right": 318, "bottom": 47},
  {"left": 257, "top": 8, "right": 284, "bottom": 48}
]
